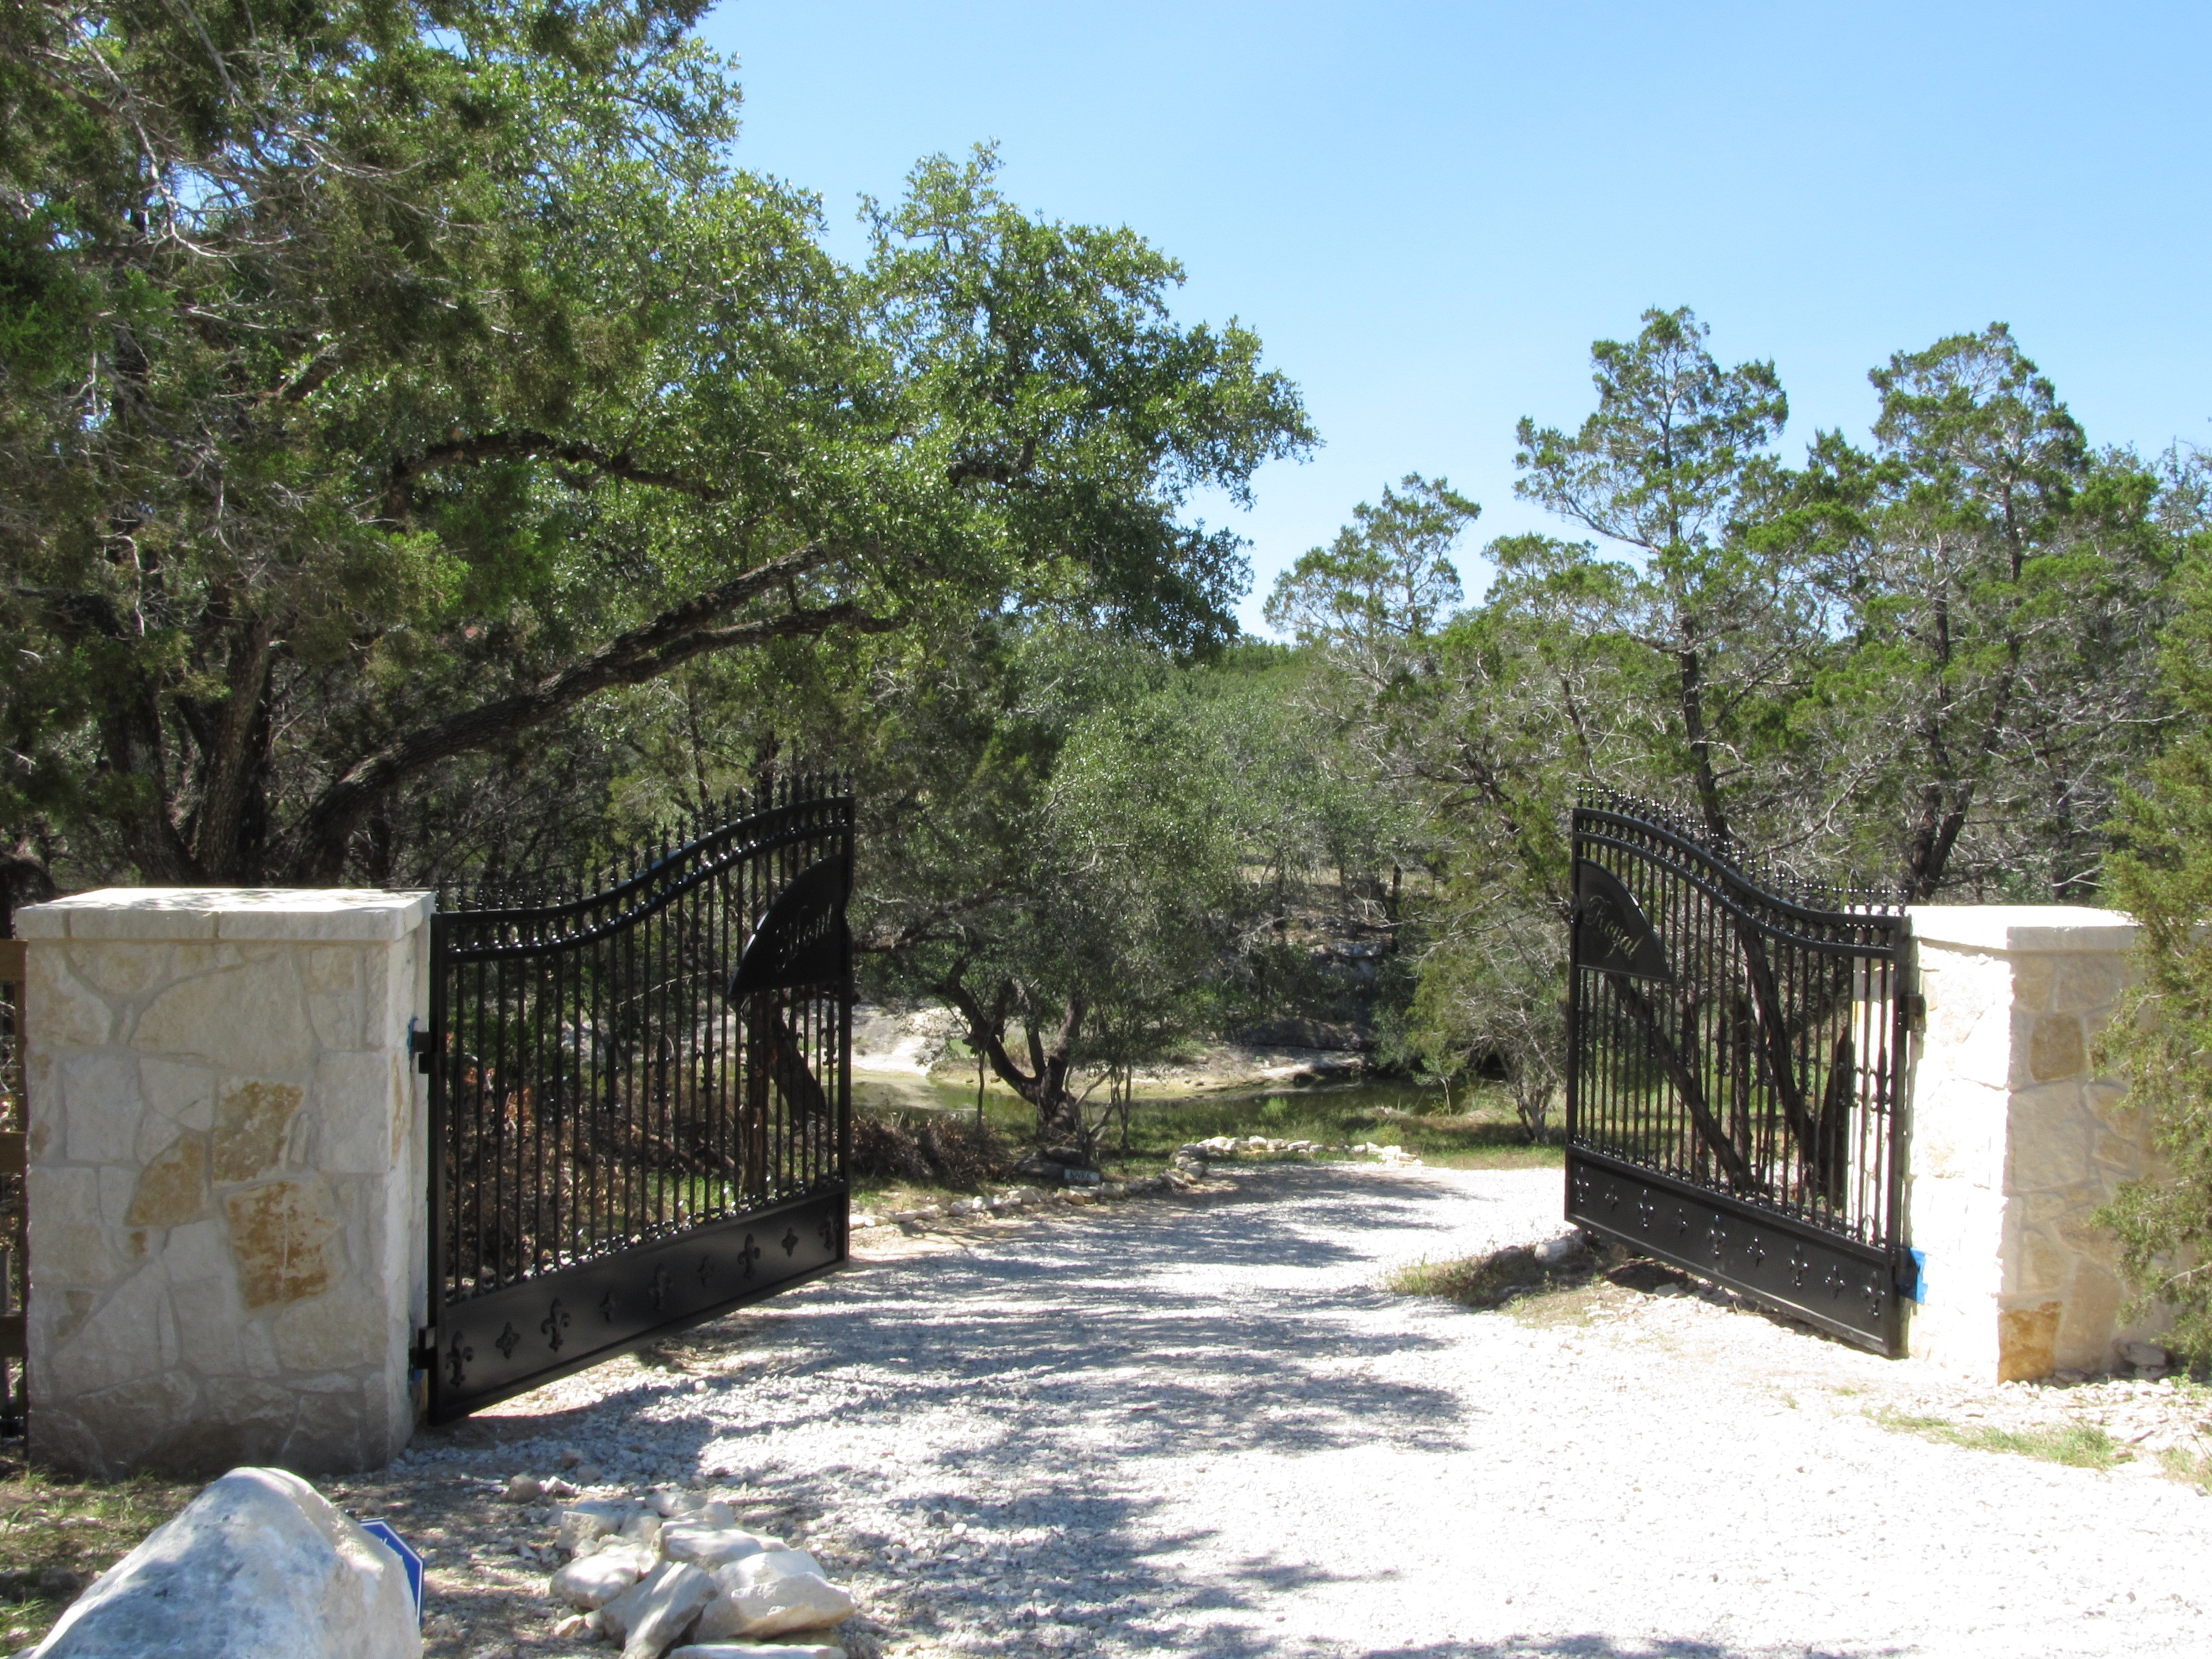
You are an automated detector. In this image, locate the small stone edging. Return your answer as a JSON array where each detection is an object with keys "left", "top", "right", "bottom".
[{"left": 849, "top": 1136, "right": 1428, "bottom": 1237}]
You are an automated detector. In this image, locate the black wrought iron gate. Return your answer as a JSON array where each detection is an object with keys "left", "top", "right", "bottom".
[
  {"left": 1566, "top": 792, "right": 1915, "bottom": 1353},
  {"left": 423, "top": 778, "right": 853, "bottom": 1420}
]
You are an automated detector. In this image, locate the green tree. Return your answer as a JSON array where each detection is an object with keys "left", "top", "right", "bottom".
[
  {"left": 1510, "top": 306, "right": 1804, "bottom": 845},
  {"left": 806, "top": 622, "right": 1256, "bottom": 1150},
  {"left": 1263, "top": 475, "right": 1478, "bottom": 671},
  {"left": 0, "top": 4, "right": 1310, "bottom": 901},
  {"left": 1261, "top": 476, "right": 1583, "bottom": 1129},
  {"left": 1377, "top": 588, "right": 1652, "bottom": 1136},
  {"left": 1797, "top": 326, "right": 2177, "bottom": 899}
]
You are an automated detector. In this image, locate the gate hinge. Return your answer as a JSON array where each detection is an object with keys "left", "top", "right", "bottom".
[
  {"left": 1901, "top": 993, "right": 1927, "bottom": 1034},
  {"left": 409, "top": 1326, "right": 437, "bottom": 1370},
  {"left": 408, "top": 1020, "right": 434, "bottom": 1075}
]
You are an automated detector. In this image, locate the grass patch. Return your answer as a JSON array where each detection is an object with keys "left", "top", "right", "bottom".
[
  {"left": 1506, "top": 1277, "right": 1620, "bottom": 1329},
  {"left": 0, "top": 1460, "right": 193, "bottom": 1647},
  {"left": 2159, "top": 1446, "right": 2212, "bottom": 1490},
  {"left": 1387, "top": 1253, "right": 1538, "bottom": 1305},
  {"left": 1871, "top": 1409, "right": 2125, "bottom": 1470},
  {"left": 1385, "top": 1240, "right": 1594, "bottom": 1310},
  {"left": 1389, "top": 1243, "right": 1636, "bottom": 1329}
]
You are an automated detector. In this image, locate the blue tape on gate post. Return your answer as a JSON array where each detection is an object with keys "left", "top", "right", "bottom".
[
  {"left": 1908, "top": 1248, "right": 1929, "bottom": 1305},
  {"left": 361, "top": 1520, "right": 424, "bottom": 1624}
]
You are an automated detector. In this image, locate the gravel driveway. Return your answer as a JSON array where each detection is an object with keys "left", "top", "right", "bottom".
[{"left": 385, "top": 1162, "right": 2212, "bottom": 1658}]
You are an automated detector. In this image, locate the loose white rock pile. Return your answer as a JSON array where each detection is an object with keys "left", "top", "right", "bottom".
[
  {"left": 1181, "top": 1135, "right": 1317, "bottom": 1157},
  {"left": 1348, "top": 1140, "right": 1422, "bottom": 1165},
  {"left": 538, "top": 1484, "right": 855, "bottom": 1659}
]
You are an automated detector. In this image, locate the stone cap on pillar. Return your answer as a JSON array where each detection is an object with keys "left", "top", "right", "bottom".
[
  {"left": 1906, "top": 905, "right": 2137, "bottom": 956},
  {"left": 15, "top": 888, "right": 435, "bottom": 943}
]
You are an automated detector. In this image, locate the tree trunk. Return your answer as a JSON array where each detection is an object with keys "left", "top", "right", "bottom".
[
  {"left": 938, "top": 971, "right": 1088, "bottom": 1147},
  {"left": 184, "top": 614, "right": 278, "bottom": 882},
  {"left": 1676, "top": 646, "right": 1729, "bottom": 844}
]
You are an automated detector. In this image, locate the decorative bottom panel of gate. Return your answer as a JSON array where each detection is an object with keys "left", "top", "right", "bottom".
[
  {"left": 430, "top": 1189, "right": 847, "bottom": 1420},
  {"left": 1566, "top": 1149, "right": 1911, "bottom": 1354}
]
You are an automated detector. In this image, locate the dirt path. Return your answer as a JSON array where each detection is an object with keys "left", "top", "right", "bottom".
[{"left": 357, "top": 1162, "right": 2212, "bottom": 1658}]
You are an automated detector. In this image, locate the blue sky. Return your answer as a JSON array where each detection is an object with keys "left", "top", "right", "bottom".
[{"left": 700, "top": 2, "right": 2212, "bottom": 634}]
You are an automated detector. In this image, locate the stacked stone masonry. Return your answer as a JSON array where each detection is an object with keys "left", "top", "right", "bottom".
[
  {"left": 1904, "top": 906, "right": 2167, "bottom": 1381},
  {"left": 19, "top": 889, "right": 431, "bottom": 1476}
]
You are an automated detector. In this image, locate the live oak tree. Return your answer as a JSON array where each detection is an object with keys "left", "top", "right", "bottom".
[
  {"left": 0, "top": 2, "right": 1309, "bottom": 910},
  {"left": 732, "top": 618, "right": 1275, "bottom": 1152},
  {"left": 1378, "top": 592, "right": 1659, "bottom": 1138},
  {"left": 1262, "top": 476, "right": 1578, "bottom": 1134},
  {"left": 936, "top": 671, "right": 1249, "bottom": 1151}
]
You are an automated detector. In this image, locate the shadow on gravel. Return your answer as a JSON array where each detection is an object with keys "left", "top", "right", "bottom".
[{"left": 436, "top": 1162, "right": 1570, "bottom": 1653}]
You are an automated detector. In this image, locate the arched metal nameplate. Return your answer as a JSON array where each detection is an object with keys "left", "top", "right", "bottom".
[
  {"left": 1574, "top": 859, "right": 1673, "bottom": 983},
  {"left": 729, "top": 854, "right": 849, "bottom": 998}
]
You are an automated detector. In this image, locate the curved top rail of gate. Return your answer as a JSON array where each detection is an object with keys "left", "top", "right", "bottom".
[
  {"left": 438, "top": 774, "right": 852, "bottom": 960},
  {"left": 1567, "top": 789, "right": 1910, "bottom": 1276},
  {"left": 1574, "top": 790, "right": 1903, "bottom": 952}
]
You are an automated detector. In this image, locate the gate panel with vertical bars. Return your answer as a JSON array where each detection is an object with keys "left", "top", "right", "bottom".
[
  {"left": 425, "top": 778, "right": 853, "bottom": 1420},
  {"left": 1566, "top": 792, "right": 1914, "bottom": 1353}
]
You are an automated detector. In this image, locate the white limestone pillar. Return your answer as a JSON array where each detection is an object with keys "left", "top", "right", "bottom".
[
  {"left": 18, "top": 889, "right": 431, "bottom": 1475},
  {"left": 1905, "top": 906, "right": 2166, "bottom": 1380}
]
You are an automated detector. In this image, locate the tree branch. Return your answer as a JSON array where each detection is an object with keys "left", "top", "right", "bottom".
[
  {"left": 285, "top": 545, "right": 893, "bottom": 879},
  {"left": 383, "top": 430, "right": 726, "bottom": 518}
]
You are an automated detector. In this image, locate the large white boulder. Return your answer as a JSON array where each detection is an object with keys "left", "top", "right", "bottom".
[
  {"left": 30, "top": 1467, "right": 418, "bottom": 1659},
  {"left": 690, "top": 1550, "right": 853, "bottom": 1641}
]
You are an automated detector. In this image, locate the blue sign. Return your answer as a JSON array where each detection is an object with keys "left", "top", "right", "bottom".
[{"left": 361, "top": 1521, "right": 424, "bottom": 1624}]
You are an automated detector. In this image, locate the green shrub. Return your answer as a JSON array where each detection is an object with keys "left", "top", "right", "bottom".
[{"left": 2096, "top": 555, "right": 2212, "bottom": 1364}]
